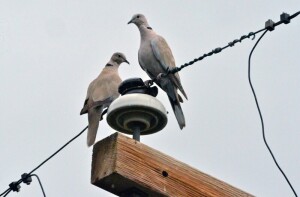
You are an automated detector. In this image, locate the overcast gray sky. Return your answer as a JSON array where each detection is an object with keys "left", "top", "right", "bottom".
[{"left": 0, "top": 1, "right": 299, "bottom": 196}]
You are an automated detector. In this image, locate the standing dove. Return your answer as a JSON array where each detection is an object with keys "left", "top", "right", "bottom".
[
  {"left": 128, "top": 14, "right": 188, "bottom": 129},
  {"left": 80, "top": 52, "right": 129, "bottom": 147}
]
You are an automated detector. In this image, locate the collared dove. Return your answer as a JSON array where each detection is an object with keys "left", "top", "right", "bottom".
[
  {"left": 128, "top": 14, "right": 187, "bottom": 129},
  {"left": 80, "top": 52, "right": 129, "bottom": 147}
]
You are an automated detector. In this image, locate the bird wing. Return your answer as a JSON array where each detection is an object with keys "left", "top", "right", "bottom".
[
  {"left": 80, "top": 69, "right": 121, "bottom": 115},
  {"left": 80, "top": 79, "right": 96, "bottom": 115},
  {"left": 150, "top": 36, "right": 175, "bottom": 70},
  {"left": 92, "top": 69, "right": 121, "bottom": 102},
  {"left": 150, "top": 36, "right": 187, "bottom": 99}
]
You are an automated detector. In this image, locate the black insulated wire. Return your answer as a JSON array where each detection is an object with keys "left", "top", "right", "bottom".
[
  {"left": 152, "top": 10, "right": 299, "bottom": 82},
  {"left": 0, "top": 125, "right": 88, "bottom": 197},
  {"left": 31, "top": 174, "right": 46, "bottom": 197},
  {"left": 248, "top": 30, "right": 298, "bottom": 197}
]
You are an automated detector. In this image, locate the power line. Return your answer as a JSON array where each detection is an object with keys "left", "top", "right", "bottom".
[
  {"left": 31, "top": 174, "right": 46, "bottom": 197},
  {"left": 0, "top": 125, "right": 88, "bottom": 197},
  {"left": 0, "top": 189, "right": 10, "bottom": 197},
  {"left": 2, "top": 174, "right": 46, "bottom": 197},
  {"left": 248, "top": 30, "right": 298, "bottom": 197},
  {"left": 149, "top": 10, "right": 299, "bottom": 196},
  {"left": 150, "top": 11, "right": 300, "bottom": 82},
  {"left": 28, "top": 125, "right": 88, "bottom": 175}
]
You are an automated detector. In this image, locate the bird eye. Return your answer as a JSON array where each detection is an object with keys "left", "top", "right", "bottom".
[
  {"left": 137, "top": 15, "right": 140, "bottom": 18},
  {"left": 118, "top": 55, "right": 121, "bottom": 58}
]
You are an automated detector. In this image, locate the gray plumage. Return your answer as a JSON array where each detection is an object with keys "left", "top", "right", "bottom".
[
  {"left": 80, "top": 52, "right": 129, "bottom": 146},
  {"left": 128, "top": 14, "right": 187, "bottom": 129}
]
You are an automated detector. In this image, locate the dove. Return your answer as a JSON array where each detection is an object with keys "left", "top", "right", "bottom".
[
  {"left": 128, "top": 14, "right": 188, "bottom": 129},
  {"left": 80, "top": 52, "right": 129, "bottom": 147}
]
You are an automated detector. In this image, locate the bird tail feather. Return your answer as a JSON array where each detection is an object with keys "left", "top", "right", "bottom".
[
  {"left": 87, "top": 107, "right": 102, "bottom": 147},
  {"left": 179, "top": 88, "right": 188, "bottom": 100},
  {"left": 168, "top": 96, "right": 185, "bottom": 129}
]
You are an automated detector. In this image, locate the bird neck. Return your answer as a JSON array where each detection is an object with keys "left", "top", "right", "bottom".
[
  {"left": 138, "top": 25, "right": 154, "bottom": 39},
  {"left": 105, "top": 63, "right": 114, "bottom": 67},
  {"left": 105, "top": 61, "right": 119, "bottom": 70}
]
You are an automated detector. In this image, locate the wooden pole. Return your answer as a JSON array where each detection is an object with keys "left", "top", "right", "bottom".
[{"left": 91, "top": 132, "right": 253, "bottom": 197}]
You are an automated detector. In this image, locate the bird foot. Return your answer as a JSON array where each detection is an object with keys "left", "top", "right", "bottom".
[
  {"left": 144, "top": 80, "right": 154, "bottom": 88},
  {"left": 156, "top": 73, "right": 165, "bottom": 81},
  {"left": 100, "top": 108, "right": 108, "bottom": 121}
]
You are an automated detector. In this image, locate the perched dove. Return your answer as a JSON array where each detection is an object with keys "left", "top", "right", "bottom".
[
  {"left": 80, "top": 52, "right": 129, "bottom": 146},
  {"left": 128, "top": 14, "right": 188, "bottom": 129}
]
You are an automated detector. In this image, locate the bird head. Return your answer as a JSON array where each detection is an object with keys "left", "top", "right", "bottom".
[
  {"left": 127, "top": 14, "right": 149, "bottom": 27},
  {"left": 111, "top": 52, "right": 129, "bottom": 65}
]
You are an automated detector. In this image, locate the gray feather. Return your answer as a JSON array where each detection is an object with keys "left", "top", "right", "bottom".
[
  {"left": 87, "top": 107, "right": 103, "bottom": 147},
  {"left": 80, "top": 52, "right": 128, "bottom": 147},
  {"left": 129, "top": 14, "right": 187, "bottom": 129}
]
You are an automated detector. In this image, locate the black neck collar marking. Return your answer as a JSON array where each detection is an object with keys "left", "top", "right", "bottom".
[{"left": 106, "top": 63, "right": 113, "bottom": 67}]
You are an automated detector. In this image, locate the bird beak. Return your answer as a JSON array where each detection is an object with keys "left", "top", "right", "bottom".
[
  {"left": 124, "top": 59, "right": 130, "bottom": 64},
  {"left": 127, "top": 19, "right": 133, "bottom": 24}
]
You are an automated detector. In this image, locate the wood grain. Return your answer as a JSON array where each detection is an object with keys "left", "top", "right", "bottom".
[{"left": 91, "top": 132, "right": 254, "bottom": 197}]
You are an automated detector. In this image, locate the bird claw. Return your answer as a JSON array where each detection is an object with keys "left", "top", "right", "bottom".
[
  {"left": 144, "top": 80, "right": 153, "bottom": 87},
  {"left": 156, "top": 73, "right": 164, "bottom": 81},
  {"left": 100, "top": 108, "right": 108, "bottom": 121}
]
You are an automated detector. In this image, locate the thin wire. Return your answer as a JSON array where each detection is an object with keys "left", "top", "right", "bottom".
[
  {"left": 0, "top": 189, "right": 10, "bottom": 197},
  {"left": 149, "top": 11, "right": 300, "bottom": 83},
  {"left": 248, "top": 30, "right": 298, "bottom": 196},
  {"left": 2, "top": 190, "right": 10, "bottom": 197},
  {"left": 28, "top": 125, "right": 88, "bottom": 175},
  {"left": 0, "top": 125, "right": 88, "bottom": 197},
  {"left": 31, "top": 174, "right": 46, "bottom": 197}
]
